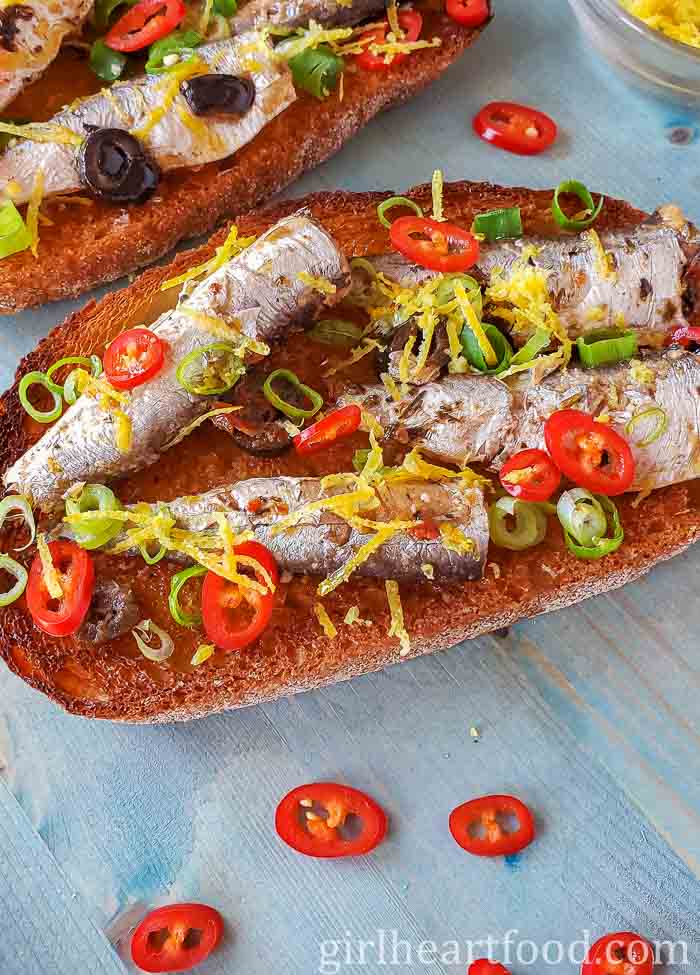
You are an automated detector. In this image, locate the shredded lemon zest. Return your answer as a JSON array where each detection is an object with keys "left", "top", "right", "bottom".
[
  {"left": 199, "top": 0, "right": 214, "bottom": 35},
  {"left": 314, "top": 601, "right": 338, "bottom": 638},
  {"left": 629, "top": 358, "right": 656, "bottom": 386},
  {"left": 161, "top": 225, "right": 257, "bottom": 291},
  {"left": 344, "top": 605, "right": 372, "bottom": 626},
  {"left": 413, "top": 311, "right": 436, "bottom": 377},
  {"left": 163, "top": 405, "right": 241, "bottom": 450},
  {"left": 439, "top": 523, "right": 475, "bottom": 556},
  {"left": 0, "top": 121, "right": 82, "bottom": 145},
  {"left": 385, "top": 579, "right": 410, "bottom": 655},
  {"left": 380, "top": 371, "right": 403, "bottom": 401},
  {"left": 297, "top": 271, "right": 337, "bottom": 295},
  {"left": 26, "top": 169, "right": 44, "bottom": 258},
  {"left": 323, "top": 338, "right": 382, "bottom": 377},
  {"left": 176, "top": 103, "right": 224, "bottom": 151},
  {"left": 386, "top": 0, "right": 402, "bottom": 36},
  {"left": 191, "top": 643, "right": 215, "bottom": 665},
  {"left": 398, "top": 333, "right": 416, "bottom": 383},
  {"left": 585, "top": 228, "right": 617, "bottom": 282},
  {"left": 72, "top": 371, "right": 133, "bottom": 452},
  {"left": 37, "top": 532, "right": 63, "bottom": 600},
  {"left": 132, "top": 57, "right": 207, "bottom": 141},
  {"left": 179, "top": 306, "right": 269, "bottom": 358},
  {"left": 431, "top": 168, "right": 445, "bottom": 222}
]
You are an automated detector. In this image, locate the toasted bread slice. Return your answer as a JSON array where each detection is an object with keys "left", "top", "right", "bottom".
[
  {"left": 2, "top": 179, "right": 699, "bottom": 723},
  {"left": 0, "top": 10, "right": 488, "bottom": 314}
]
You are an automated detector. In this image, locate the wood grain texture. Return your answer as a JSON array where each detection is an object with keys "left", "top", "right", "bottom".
[{"left": 1, "top": 0, "right": 700, "bottom": 971}]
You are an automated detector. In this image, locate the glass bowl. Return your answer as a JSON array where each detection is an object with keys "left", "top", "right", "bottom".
[{"left": 569, "top": 0, "right": 700, "bottom": 105}]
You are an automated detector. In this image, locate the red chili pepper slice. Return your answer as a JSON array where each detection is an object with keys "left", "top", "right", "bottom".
[
  {"left": 469, "top": 960, "right": 511, "bottom": 975},
  {"left": 473, "top": 101, "right": 558, "bottom": 155},
  {"left": 104, "top": 328, "right": 166, "bottom": 390},
  {"left": 667, "top": 325, "right": 700, "bottom": 349},
  {"left": 544, "top": 409, "right": 635, "bottom": 496},
  {"left": 130, "top": 903, "right": 224, "bottom": 973},
  {"left": 293, "top": 404, "right": 361, "bottom": 455},
  {"left": 581, "top": 932, "right": 654, "bottom": 975},
  {"left": 201, "top": 540, "right": 279, "bottom": 652},
  {"left": 355, "top": 9, "right": 422, "bottom": 71},
  {"left": 389, "top": 216, "right": 480, "bottom": 273},
  {"left": 26, "top": 540, "right": 94, "bottom": 637},
  {"left": 275, "top": 782, "right": 388, "bottom": 858},
  {"left": 446, "top": 0, "right": 490, "bottom": 27},
  {"left": 499, "top": 448, "right": 561, "bottom": 503},
  {"left": 449, "top": 794, "right": 535, "bottom": 857},
  {"left": 105, "top": 0, "right": 186, "bottom": 52}
]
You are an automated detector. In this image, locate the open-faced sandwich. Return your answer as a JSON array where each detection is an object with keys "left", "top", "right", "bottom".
[
  {"left": 1, "top": 174, "right": 699, "bottom": 722},
  {"left": 0, "top": 0, "right": 490, "bottom": 312}
]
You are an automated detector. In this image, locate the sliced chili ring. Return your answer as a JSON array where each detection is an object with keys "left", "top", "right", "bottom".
[
  {"left": 201, "top": 540, "right": 279, "bottom": 652},
  {"left": 389, "top": 216, "right": 480, "bottom": 273},
  {"left": 499, "top": 448, "right": 561, "bottom": 503},
  {"left": 275, "top": 782, "right": 388, "bottom": 858},
  {"left": 26, "top": 540, "right": 95, "bottom": 637},
  {"left": 130, "top": 903, "right": 224, "bottom": 973},
  {"left": 544, "top": 409, "right": 635, "bottom": 496},
  {"left": 449, "top": 794, "right": 535, "bottom": 857},
  {"left": 446, "top": 0, "right": 490, "bottom": 27},
  {"left": 473, "top": 101, "right": 558, "bottom": 155},
  {"left": 293, "top": 404, "right": 361, "bottom": 455},
  {"left": 355, "top": 9, "right": 422, "bottom": 71},
  {"left": 469, "top": 961, "right": 511, "bottom": 975},
  {"left": 105, "top": 0, "right": 186, "bottom": 52},
  {"left": 581, "top": 931, "right": 654, "bottom": 975},
  {"left": 104, "top": 328, "right": 166, "bottom": 390}
]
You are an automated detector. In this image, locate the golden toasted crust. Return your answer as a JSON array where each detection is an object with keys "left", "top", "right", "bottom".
[
  {"left": 0, "top": 11, "right": 486, "bottom": 313},
  {"left": 2, "top": 179, "right": 698, "bottom": 724}
]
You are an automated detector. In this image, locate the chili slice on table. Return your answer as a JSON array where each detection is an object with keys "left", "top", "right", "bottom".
[
  {"left": 446, "top": 0, "right": 490, "bottom": 27},
  {"left": 499, "top": 448, "right": 561, "bottom": 503},
  {"left": 275, "top": 782, "right": 388, "bottom": 857},
  {"left": 469, "top": 960, "right": 512, "bottom": 975},
  {"left": 26, "top": 540, "right": 94, "bottom": 637},
  {"left": 449, "top": 794, "right": 535, "bottom": 857},
  {"left": 544, "top": 409, "right": 635, "bottom": 497},
  {"left": 355, "top": 9, "right": 422, "bottom": 71},
  {"left": 201, "top": 540, "right": 279, "bottom": 652},
  {"left": 293, "top": 404, "right": 361, "bottom": 455},
  {"left": 105, "top": 0, "right": 186, "bottom": 52},
  {"left": 581, "top": 931, "right": 654, "bottom": 975},
  {"left": 389, "top": 216, "right": 480, "bottom": 273},
  {"left": 104, "top": 328, "right": 166, "bottom": 390},
  {"left": 130, "top": 903, "right": 224, "bottom": 973},
  {"left": 473, "top": 101, "right": 558, "bottom": 155}
]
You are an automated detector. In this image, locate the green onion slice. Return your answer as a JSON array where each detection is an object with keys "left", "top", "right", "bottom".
[
  {"left": 139, "top": 542, "right": 166, "bottom": 565},
  {"left": 19, "top": 371, "right": 63, "bottom": 423},
  {"left": 552, "top": 180, "right": 605, "bottom": 232},
  {"left": 0, "top": 555, "right": 28, "bottom": 607},
  {"left": 288, "top": 45, "right": 344, "bottom": 99},
  {"left": 576, "top": 329, "right": 637, "bottom": 368},
  {"left": 0, "top": 495, "right": 35, "bottom": 552},
  {"left": 89, "top": 39, "right": 127, "bottom": 82},
  {"left": 557, "top": 488, "right": 623, "bottom": 560},
  {"left": 353, "top": 448, "right": 371, "bottom": 473},
  {"left": 489, "top": 496, "right": 548, "bottom": 551},
  {"left": 435, "top": 273, "right": 483, "bottom": 320},
  {"left": 376, "top": 195, "right": 424, "bottom": 230},
  {"left": 46, "top": 354, "right": 102, "bottom": 400},
  {"left": 0, "top": 200, "right": 31, "bottom": 260},
  {"left": 175, "top": 343, "right": 244, "bottom": 396},
  {"left": 65, "top": 484, "right": 123, "bottom": 551},
  {"left": 309, "top": 318, "right": 363, "bottom": 347},
  {"left": 214, "top": 0, "right": 237, "bottom": 13},
  {"left": 509, "top": 327, "right": 552, "bottom": 367},
  {"left": 145, "top": 29, "right": 203, "bottom": 74},
  {"left": 350, "top": 257, "right": 378, "bottom": 281},
  {"left": 625, "top": 406, "right": 668, "bottom": 447},
  {"left": 132, "top": 618, "right": 174, "bottom": 662},
  {"left": 462, "top": 323, "right": 512, "bottom": 375},
  {"left": 263, "top": 369, "right": 323, "bottom": 420},
  {"left": 472, "top": 207, "right": 523, "bottom": 242},
  {"left": 169, "top": 564, "right": 207, "bottom": 627}
]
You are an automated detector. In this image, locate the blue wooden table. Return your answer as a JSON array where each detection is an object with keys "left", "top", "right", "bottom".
[{"left": 2, "top": 2, "right": 700, "bottom": 972}]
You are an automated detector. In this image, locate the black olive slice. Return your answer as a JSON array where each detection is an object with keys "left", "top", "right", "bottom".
[
  {"left": 180, "top": 74, "right": 256, "bottom": 117},
  {"left": 77, "top": 128, "right": 160, "bottom": 204}
]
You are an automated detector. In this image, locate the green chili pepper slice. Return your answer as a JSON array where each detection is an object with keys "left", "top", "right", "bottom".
[
  {"left": 175, "top": 343, "right": 244, "bottom": 396},
  {"left": 472, "top": 207, "right": 523, "bottom": 242},
  {"left": 94, "top": 0, "right": 137, "bottom": 30},
  {"left": 169, "top": 564, "right": 207, "bottom": 627},
  {"left": 46, "top": 355, "right": 103, "bottom": 402},
  {"left": 509, "top": 327, "right": 552, "bottom": 366},
  {"left": 0, "top": 200, "right": 31, "bottom": 260},
  {"left": 89, "top": 39, "right": 127, "bottom": 82},
  {"left": 19, "top": 371, "right": 63, "bottom": 423},
  {"left": 263, "top": 369, "right": 323, "bottom": 420},
  {"left": 65, "top": 483, "right": 123, "bottom": 550},
  {"left": 376, "top": 195, "right": 424, "bottom": 230},
  {"left": 576, "top": 329, "right": 638, "bottom": 368},
  {"left": 625, "top": 406, "right": 668, "bottom": 447},
  {"left": 489, "top": 496, "right": 548, "bottom": 551},
  {"left": 0, "top": 495, "right": 35, "bottom": 551},
  {"left": 461, "top": 323, "right": 512, "bottom": 375},
  {"left": 288, "top": 45, "right": 344, "bottom": 99},
  {"left": 0, "top": 555, "right": 28, "bottom": 607},
  {"left": 557, "top": 489, "right": 623, "bottom": 559},
  {"left": 552, "top": 179, "right": 605, "bottom": 231},
  {"left": 145, "top": 30, "right": 202, "bottom": 74},
  {"left": 309, "top": 319, "right": 364, "bottom": 346},
  {"left": 140, "top": 542, "right": 167, "bottom": 565},
  {"left": 435, "top": 273, "right": 483, "bottom": 320}
]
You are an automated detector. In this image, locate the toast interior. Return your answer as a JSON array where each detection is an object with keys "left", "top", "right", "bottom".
[{"left": 2, "top": 179, "right": 699, "bottom": 723}]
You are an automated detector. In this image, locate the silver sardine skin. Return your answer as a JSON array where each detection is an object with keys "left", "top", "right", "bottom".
[
  {"left": 232, "top": 0, "right": 385, "bottom": 32},
  {"left": 0, "top": 33, "right": 296, "bottom": 204},
  {"left": 4, "top": 212, "right": 350, "bottom": 508}
]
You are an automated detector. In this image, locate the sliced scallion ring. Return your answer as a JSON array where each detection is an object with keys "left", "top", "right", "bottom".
[
  {"left": 472, "top": 207, "right": 522, "bottom": 242},
  {"left": 65, "top": 484, "right": 123, "bottom": 551},
  {"left": 625, "top": 406, "right": 668, "bottom": 447},
  {"left": 509, "top": 327, "right": 552, "bottom": 366},
  {"left": 46, "top": 355, "right": 103, "bottom": 400},
  {"left": 0, "top": 495, "right": 35, "bottom": 552},
  {"left": 552, "top": 179, "right": 605, "bottom": 232},
  {"left": 489, "top": 496, "right": 548, "bottom": 551},
  {"left": 18, "top": 371, "right": 63, "bottom": 423},
  {"left": 557, "top": 489, "right": 623, "bottom": 560},
  {"left": 263, "top": 369, "right": 323, "bottom": 420},
  {"left": 139, "top": 542, "right": 166, "bottom": 565},
  {"left": 349, "top": 257, "right": 378, "bottom": 281},
  {"left": 175, "top": 343, "right": 245, "bottom": 396},
  {"left": 309, "top": 319, "right": 364, "bottom": 346},
  {"left": 169, "top": 564, "right": 207, "bottom": 627},
  {"left": 0, "top": 200, "right": 31, "bottom": 259},
  {"left": 377, "top": 196, "right": 424, "bottom": 230},
  {"left": 0, "top": 555, "right": 28, "bottom": 607},
  {"left": 132, "top": 619, "right": 174, "bottom": 662},
  {"left": 462, "top": 323, "right": 512, "bottom": 375},
  {"left": 435, "top": 273, "right": 483, "bottom": 320},
  {"left": 576, "top": 329, "right": 637, "bottom": 368}
]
